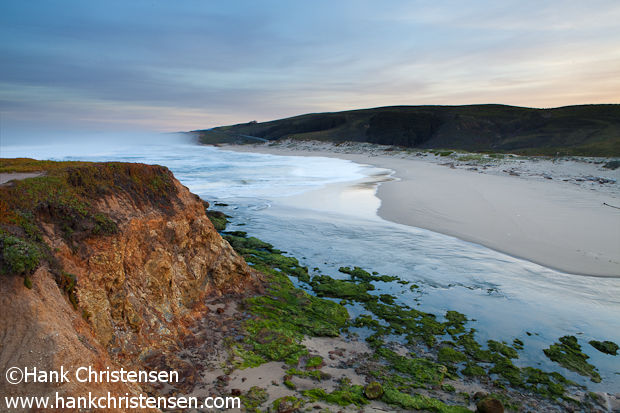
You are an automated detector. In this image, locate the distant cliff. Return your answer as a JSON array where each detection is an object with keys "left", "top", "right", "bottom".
[
  {"left": 193, "top": 104, "right": 620, "bottom": 156},
  {"left": 0, "top": 159, "right": 261, "bottom": 411}
]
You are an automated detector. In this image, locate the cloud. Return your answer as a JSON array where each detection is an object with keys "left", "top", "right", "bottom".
[{"left": 0, "top": 0, "right": 618, "bottom": 137}]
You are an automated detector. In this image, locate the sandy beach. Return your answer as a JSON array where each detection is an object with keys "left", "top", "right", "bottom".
[{"left": 223, "top": 142, "right": 620, "bottom": 277}]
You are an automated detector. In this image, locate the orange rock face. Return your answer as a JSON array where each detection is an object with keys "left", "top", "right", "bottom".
[{"left": 0, "top": 163, "right": 260, "bottom": 411}]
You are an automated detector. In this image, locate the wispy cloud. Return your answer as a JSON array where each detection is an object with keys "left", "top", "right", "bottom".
[{"left": 0, "top": 0, "right": 618, "bottom": 137}]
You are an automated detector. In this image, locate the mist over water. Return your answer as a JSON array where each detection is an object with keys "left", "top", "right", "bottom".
[
  {"left": 1, "top": 132, "right": 369, "bottom": 199},
  {"left": 2, "top": 132, "right": 619, "bottom": 391}
]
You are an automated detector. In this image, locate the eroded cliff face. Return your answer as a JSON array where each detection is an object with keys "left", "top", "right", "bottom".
[
  {"left": 54, "top": 178, "right": 257, "bottom": 359},
  {"left": 0, "top": 160, "right": 260, "bottom": 411}
]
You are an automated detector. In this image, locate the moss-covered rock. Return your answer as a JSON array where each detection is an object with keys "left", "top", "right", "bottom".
[
  {"left": 206, "top": 209, "right": 229, "bottom": 231},
  {"left": 224, "top": 234, "right": 348, "bottom": 368},
  {"left": 377, "top": 347, "right": 447, "bottom": 388},
  {"left": 286, "top": 367, "right": 330, "bottom": 381},
  {"left": 589, "top": 339, "right": 618, "bottom": 356},
  {"left": 364, "top": 381, "right": 383, "bottom": 399},
  {"left": 381, "top": 385, "right": 471, "bottom": 412},
  {"left": 224, "top": 232, "right": 311, "bottom": 282},
  {"left": 339, "top": 266, "right": 399, "bottom": 282},
  {"left": 462, "top": 362, "right": 486, "bottom": 377},
  {"left": 487, "top": 340, "right": 518, "bottom": 359},
  {"left": 438, "top": 346, "right": 467, "bottom": 364},
  {"left": 240, "top": 386, "right": 268, "bottom": 412},
  {"left": 310, "top": 274, "right": 375, "bottom": 301},
  {"left": 543, "top": 336, "right": 601, "bottom": 382},
  {"left": 272, "top": 395, "right": 304, "bottom": 412},
  {"left": 305, "top": 355, "right": 324, "bottom": 369},
  {"left": 302, "top": 382, "right": 368, "bottom": 407}
]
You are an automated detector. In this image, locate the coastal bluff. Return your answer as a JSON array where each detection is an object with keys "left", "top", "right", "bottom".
[{"left": 0, "top": 159, "right": 261, "bottom": 411}]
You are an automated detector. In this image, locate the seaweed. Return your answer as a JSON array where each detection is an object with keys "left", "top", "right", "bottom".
[
  {"left": 225, "top": 232, "right": 311, "bottom": 282},
  {"left": 543, "top": 336, "right": 601, "bottom": 382},
  {"left": 589, "top": 340, "right": 618, "bottom": 356},
  {"left": 240, "top": 386, "right": 268, "bottom": 412},
  {"left": 376, "top": 347, "right": 447, "bottom": 388},
  {"left": 286, "top": 367, "right": 330, "bottom": 381},
  {"left": 302, "top": 380, "right": 368, "bottom": 407},
  {"left": 305, "top": 355, "right": 324, "bottom": 369},
  {"left": 272, "top": 395, "right": 304, "bottom": 411},
  {"left": 381, "top": 385, "right": 471, "bottom": 412},
  {"left": 438, "top": 346, "right": 467, "bottom": 364},
  {"left": 461, "top": 362, "right": 485, "bottom": 377},
  {"left": 310, "top": 274, "right": 375, "bottom": 301},
  {"left": 225, "top": 234, "right": 348, "bottom": 368},
  {"left": 338, "top": 266, "right": 399, "bottom": 282},
  {"left": 487, "top": 340, "right": 519, "bottom": 359},
  {"left": 206, "top": 210, "right": 229, "bottom": 231}
]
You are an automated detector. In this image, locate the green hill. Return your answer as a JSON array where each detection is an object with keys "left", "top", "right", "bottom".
[{"left": 192, "top": 104, "right": 620, "bottom": 157}]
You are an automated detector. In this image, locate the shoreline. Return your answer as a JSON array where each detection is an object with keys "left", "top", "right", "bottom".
[
  {"left": 220, "top": 142, "right": 620, "bottom": 277},
  {"left": 207, "top": 225, "right": 620, "bottom": 412}
]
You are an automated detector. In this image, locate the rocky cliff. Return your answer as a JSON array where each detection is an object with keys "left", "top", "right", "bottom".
[{"left": 0, "top": 159, "right": 260, "bottom": 411}]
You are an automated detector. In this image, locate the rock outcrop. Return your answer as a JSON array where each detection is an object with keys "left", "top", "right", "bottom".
[{"left": 0, "top": 159, "right": 260, "bottom": 411}]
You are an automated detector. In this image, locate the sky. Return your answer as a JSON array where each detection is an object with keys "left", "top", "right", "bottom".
[{"left": 1, "top": 0, "right": 619, "bottom": 139}]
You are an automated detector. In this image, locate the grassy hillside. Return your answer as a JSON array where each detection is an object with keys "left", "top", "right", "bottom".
[{"left": 193, "top": 104, "right": 620, "bottom": 157}]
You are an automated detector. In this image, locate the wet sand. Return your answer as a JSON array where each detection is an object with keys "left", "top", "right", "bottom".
[{"left": 223, "top": 143, "right": 620, "bottom": 277}]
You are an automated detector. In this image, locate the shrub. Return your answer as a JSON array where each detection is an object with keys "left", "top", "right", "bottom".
[{"left": 0, "top": 233, "right": 41, "bottom": 275}]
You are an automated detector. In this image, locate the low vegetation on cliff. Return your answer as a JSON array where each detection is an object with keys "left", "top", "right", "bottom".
[{"left": 0, "top": 158, "right": 177, "bottom": 292}]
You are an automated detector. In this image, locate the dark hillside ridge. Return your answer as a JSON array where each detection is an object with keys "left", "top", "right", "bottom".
[{"left": 193, "top": 104, "right": 620, "bottom": 156}]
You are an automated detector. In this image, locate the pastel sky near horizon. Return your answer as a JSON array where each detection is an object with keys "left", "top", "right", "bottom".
[{"left": 1, "top": 0, "right": 619, "bottom": 138}]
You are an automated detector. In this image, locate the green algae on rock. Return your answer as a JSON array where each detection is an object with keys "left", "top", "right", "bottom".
[
  {"left": 224, "top": 232, "right": 348, "bottom": 368},
  {"left": 462, "top": 362, "right": 486, "bottom": 377},
  {"left": 286, "top": 367, "right": 331, "bottom": 381},
  {"left": 206, "top": 209, "right": 230, "bottom": 231},
  {"left": 338, "top": 266, "right": 400, "bottom": 282},
  {"left": 302, "top": 380, "right": 369, "bottom": 407},
  {"left": 381, "top": 385, "right": 472, "bottom": 412},
  {"left": 589, "top": 339, "right": 619, "bottom": 356},
  {"left": 272, "top": 395, "right": 304, "bottom": 411},
  {"left": 310, "top": 274, "right": 375, "bottom": 301},
  {"left": 240, "top": 386, "right": 269, "bottom": 412},
  {"left": 544, "top": 336, "right": 601, "bottom": 382},
  {"left": 305, "top": 355, "right": 324, "bottom": 369},
  {"left": 438, "top": 346, "right": 467, "bottom": 364},
  {"left": 364, "top": 381, "right": 384, "bottom": 399},
  {"left": 487, "top": 340, "right": 519, "bottom": 359},
  {"left": 221, "top": 230, "right": 599, "bottom": 410},
  {"left": 513, "top": 338, "right": 524, "bottom": 350},
  {"left": 223, "top": 232, "right": 311, "bottom": 283}
]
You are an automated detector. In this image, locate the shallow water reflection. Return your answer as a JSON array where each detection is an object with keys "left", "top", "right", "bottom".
[{"left": 220, "top": 197, "right": 620, "bottom": 392}]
